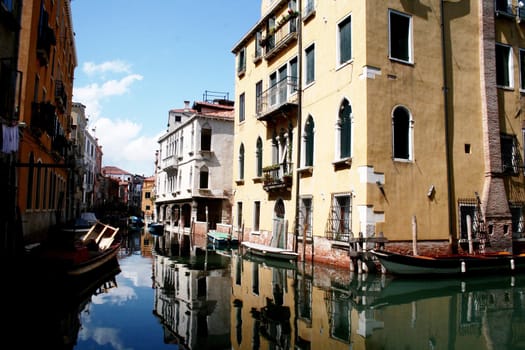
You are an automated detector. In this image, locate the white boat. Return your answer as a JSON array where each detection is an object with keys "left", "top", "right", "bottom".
[{"left": 241, "top": 241, "right": 298, "bottom": 261}]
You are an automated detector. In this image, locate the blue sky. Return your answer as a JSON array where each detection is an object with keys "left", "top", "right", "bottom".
[{"left": 71, "top": 1, "right": 260, "bottom": 176}]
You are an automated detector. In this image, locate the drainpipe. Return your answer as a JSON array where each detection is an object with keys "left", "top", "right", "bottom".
[
  {"left": 441, "top": 0, "right": 457, "bottom": 251},
  {"left": 294, "top": 0, "right": 303, "bottom": 257}
]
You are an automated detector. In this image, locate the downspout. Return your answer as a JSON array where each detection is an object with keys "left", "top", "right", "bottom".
[
  {"left": 440, "top": 0, "right": 457, "bottom": 251},
  {"left": 294, "top": 0, "right": 303, "bottom": 257}
]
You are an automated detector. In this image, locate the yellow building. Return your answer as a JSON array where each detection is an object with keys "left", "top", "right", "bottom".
[
  {"left": 232, "top": 0, "right": 525, "bottom": 268},
  {"left": 142, "top": 175, "right": 155, "bottom": 223}
]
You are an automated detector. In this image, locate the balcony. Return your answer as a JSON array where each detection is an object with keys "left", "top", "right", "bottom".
[
  {"left": 262, "top": 17, "right": 298, "bottom": 61},
  {"left": 256, "top": 76, "right": 298, "bottom": 122},
  {"left": 495, "top": 1, "right": 525, "bottom": 22},
  {"left": 262, "top": 162, "right": 293, "bottom": 192},
  {"left": 162, "top": 155, "right": 178, "bottom": 172}
]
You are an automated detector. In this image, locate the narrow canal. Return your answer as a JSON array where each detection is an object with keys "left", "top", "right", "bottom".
[{"left": 9, "top": 229, "right": 525, "bottom": 349}]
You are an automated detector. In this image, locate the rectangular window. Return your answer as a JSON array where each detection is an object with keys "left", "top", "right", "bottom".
[
  {"left": 237, "top": 47, "right": 246, "bottom": 75},
  {"left": 305, "top": 43, "right": 315, "bottom": 85},
  {"left": 389, "top": 10, "right": 412, "bottom": 63},
  {"left": 520, "top": 49, "right": 525, "bottom": 90},
  {"left": 338, "top": 15, "right": 352, "bottom": 65},
  {"left": 278, "top": 64, "right": 287, "bottom": 104},
  {"left": 289, "top": 57, "right": 298, "bottom": 93},
  {"left": 255, "top": 80, "right": 263, "bottom": 114},
  {"left": 239, "top": 93, "right": 245, "bottom": 122},
  {"left": 269, "top": 72, "right": 277, "bottom": 106},
  {"left": 501, "top": 134, "right": 519, "bottom": 175},
  {"left": 305, "top": 0, "right": 315, "bottom": 16},
  {"left": 253, "top": 201, "right": 260, "bottom": 232},
  {"left": 495, "top": 0, "right": 513, "bottom": 15},
  {"left": 326, "top": 194, "right": 352, "bottom": 242},
  {"left": 496, "top": 43, "right": 513, "bottom": 88},
  {"left": 255, "top": 31, "right": 263, "bottom": 59}
]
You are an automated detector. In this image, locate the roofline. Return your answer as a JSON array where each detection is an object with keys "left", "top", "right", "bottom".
[{"left": 231, "top": 0, "right": 289, "bottom": 54}]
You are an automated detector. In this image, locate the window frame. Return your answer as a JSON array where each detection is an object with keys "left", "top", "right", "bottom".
[
  {"left": 256, "top": 137, "right": 263, "bottom": 177},
  {"left": 305, "top": 43, "right": 316, "bottom": 85},
  {"left": 239, "top": 92, "right": 245, "bottom": 122},
  {"left": 496, "top": 43, "right": 514, "bottom": 89},
  {"left": 253, "top": 201, "right": 261, "bottom": 232},
  {"left": 303, "top": 115, "right": 315, "bottom": 167},
  {"left": 239, "top": 143, "right": 245, "bottom": 180},
  {"left": 392, "top": 106, "right": 414, "bottom": 162},
  {"left": 337, "top": 14, "right": 352, "bottom": 67},
  {"left": 388, "top": 9, "right": 413, "bottom": 64},
  {"left": 337, "top": 98, "right": 353, "bottom": 160},
  {"left": 237, "top": 47, "right": 246, "bottom": 75},
  {"left": 518, "top": 48, "right": 525, "bottom": 92}
]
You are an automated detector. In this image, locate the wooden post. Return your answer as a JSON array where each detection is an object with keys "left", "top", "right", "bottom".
[{"left": 412, "top": 215, "right": 418, "bottom": 256}]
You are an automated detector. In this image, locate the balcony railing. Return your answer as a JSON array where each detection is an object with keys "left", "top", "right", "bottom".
[
  {"left": 256, "top": 76, "right": 298, "bottom": 121},
  {"left": 162, "top": 155, "right": 178, "bottom": 172},
  {"left": 262, "top": 18, "right": 298, "bottom": 60},
  {"left": 495, "top": 0, "right": 525, "bottom": 22},
  {"left": 262, "top": 162, "right": 293, "bottom": 192}
]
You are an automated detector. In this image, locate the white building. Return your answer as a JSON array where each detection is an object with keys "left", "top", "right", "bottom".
[{"left": 156, "top": 95, "right": 235, "bottom": 238}]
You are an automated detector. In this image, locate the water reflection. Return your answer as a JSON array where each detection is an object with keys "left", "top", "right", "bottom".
[
  {"left": 153, "top": 246, "right": 525, "bottom": 349},
  {"left": 152, "top": 248, "right": 232, "bottom": 348},
  {"left": 12, "top": 229, "right": 525, "bottom": 349},
  {"left": 7, "top": 258, "right": 120, "bottom": 349}
]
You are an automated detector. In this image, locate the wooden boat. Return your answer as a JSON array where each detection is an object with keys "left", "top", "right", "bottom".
[
  {"left": 370, "top": 249, "right": 525, "bottom": 277},
  {"left": 207, "top": 230, "right": 238, "bottom": 247},
  {"left": 148, "top": 222, "right": 164, "bottom": 236},
  {"left": 241, "top": 241, "right": 299, "bottom": 261},
  {"left": 30, "top": 222, "right": 122, "bottom": 277}
]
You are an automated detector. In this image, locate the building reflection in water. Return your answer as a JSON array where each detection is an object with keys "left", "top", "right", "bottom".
[
  {"left": 152, "top": 246, "right": 232, "bottom": 349},
  {"left": 150, "top": 242, "right": 525, "bottom": 350}
]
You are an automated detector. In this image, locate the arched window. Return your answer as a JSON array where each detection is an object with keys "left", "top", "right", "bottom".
[
  {"left": 256, "top": 137, "right": 263, "bottom": 177},
  {"left": 239, "top": 143, "right": 245, "bottom": 180},
  {"left": 392, "top": 106, "right": 413, "bottom": 160},
  {"left": 339, "top": 99, "right": 352, "bottom": 159},
  {"left": 304, "top": 115, "right": 315, "bottom": 167},
  {"left": 199, "top": 166, "right": 209, "bottom": 189}
]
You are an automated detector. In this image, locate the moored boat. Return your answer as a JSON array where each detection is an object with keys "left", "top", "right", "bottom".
[
  {"left": 27, "top": 221, "right": 122, "bottom": 277},
  {"left": 207, "top": 230, "right": 238, "bottom": 247},
  {"left": 370, "top": 249, "right": 525, "bottom": 277},
  {"left": 241, "top": 241, "right": 299, "bottom": 261}
]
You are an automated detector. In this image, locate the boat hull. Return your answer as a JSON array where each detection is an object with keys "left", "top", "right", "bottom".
[
  {"left": 241, "top": 241, "right": 298, "bottom": 261},
  {"left": 371, "top": 249, "right": 525, "bottom": 276}
]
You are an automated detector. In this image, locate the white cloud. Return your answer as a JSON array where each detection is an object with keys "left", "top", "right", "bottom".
[
  {"left": 91, "top": 117, "right": 159, "bottom": 176},
  {"left": 83, "top": 60, "right": 132, "bottom": 75},
  {"left": 73, "top": 74, "right": 143, "bottom": 120},
  {"left": 73, "top": 60, "right": 156, "bottom": 175}
]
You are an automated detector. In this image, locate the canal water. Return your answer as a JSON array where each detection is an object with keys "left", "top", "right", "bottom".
[{"left": 9, "top": 229, "right": 525, "bottom": 349}]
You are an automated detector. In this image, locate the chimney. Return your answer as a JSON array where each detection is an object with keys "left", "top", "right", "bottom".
[{"left": 184, "top": 100, "right": 190, "bottom": 112}]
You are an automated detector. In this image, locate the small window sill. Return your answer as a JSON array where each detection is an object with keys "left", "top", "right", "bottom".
[
  {"left": 235, "top": 179, "right": 245, "bottom": 185},
  {"left": 332, "top": 157, "right": 352, "bottom": 170},
  {"left": 297, "top": 166, "right": 313, "bottom": 176}
]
